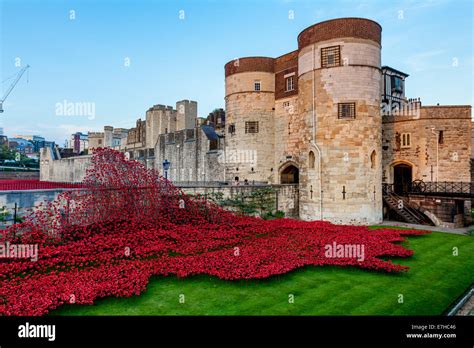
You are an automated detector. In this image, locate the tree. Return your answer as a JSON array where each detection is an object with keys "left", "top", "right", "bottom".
[{"left": 0, "top": 145, "right": 15, "bottom": 160}]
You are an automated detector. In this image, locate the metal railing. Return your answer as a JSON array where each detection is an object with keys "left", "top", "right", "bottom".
[
  {"left": 173, "top": 181, "right": 270, "bottom": 188},
  {"left": 383, "top": 181, "right": 473, "bottom": 198},
  {"left": 0, "top": 203, "right": 36, "bottom": 227}
]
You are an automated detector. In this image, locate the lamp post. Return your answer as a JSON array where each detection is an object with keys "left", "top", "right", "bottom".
[{"left": 163, "top": 159, "right": 170, "bottom": 180}]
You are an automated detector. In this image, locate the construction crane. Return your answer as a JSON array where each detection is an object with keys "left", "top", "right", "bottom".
[{"left": 0, "top": 64, "right": 30, "bottom": 113}]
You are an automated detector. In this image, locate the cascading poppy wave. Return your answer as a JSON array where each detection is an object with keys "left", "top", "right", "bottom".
[{"left": 0, "top": 148, "right": 429, "bottom": 316}]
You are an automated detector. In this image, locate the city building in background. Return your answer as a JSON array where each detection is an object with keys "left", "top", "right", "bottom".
[{"left": 68, "top": 132, "right": 89, "bottom": 155}]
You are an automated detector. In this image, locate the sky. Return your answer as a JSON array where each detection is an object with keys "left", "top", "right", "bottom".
[{"left": 0, "top": 0, "right": 472, "bottom": 144}]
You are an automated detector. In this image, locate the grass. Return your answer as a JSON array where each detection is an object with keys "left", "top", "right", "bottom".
[{"left": 51, "top": 228, "right": 474, "bottom": 316}]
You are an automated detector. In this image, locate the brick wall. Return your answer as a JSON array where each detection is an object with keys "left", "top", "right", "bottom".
[
  {"left": 275, "top": 51, "right": 298, "bottom": 100},
  {"left": 225, "top": 57, "right": 274, "bottom": 77},
  {"left": 297, "top": 17, "right": 381, "bottom": 49}
]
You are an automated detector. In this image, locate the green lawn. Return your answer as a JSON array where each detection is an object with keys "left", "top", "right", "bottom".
[{"left": 51, "top": 228, "right": 474, "bottom": 316}]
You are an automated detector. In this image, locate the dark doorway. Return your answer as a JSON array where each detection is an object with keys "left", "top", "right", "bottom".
[
  {"left": 281, "top": 165, "right": 299, "bottom": 184},
  {"left": 393, "top": 164, "right": 412, "bottom": 194}
]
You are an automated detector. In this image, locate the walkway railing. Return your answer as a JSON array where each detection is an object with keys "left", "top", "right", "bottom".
[{"left": 383, "top": 181, "right": 474, "bottom": 198}]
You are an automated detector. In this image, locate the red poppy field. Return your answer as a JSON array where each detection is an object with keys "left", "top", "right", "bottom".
[{"left": 0, "top": 148, "right": 430, "bottom": 316}]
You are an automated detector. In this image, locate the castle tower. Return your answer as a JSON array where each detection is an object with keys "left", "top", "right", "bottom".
[
  {"left": 103, "top": 126, "right": 114, "bottom": 148},
  {"left": 224, "top": 57, "right": 276, "bottom": 183},
  {"left": 176, "top": 100, "right": 197, "bottom": 131},
  {"left": 297, "top": 18, "right": 383, "bottom": 224}
]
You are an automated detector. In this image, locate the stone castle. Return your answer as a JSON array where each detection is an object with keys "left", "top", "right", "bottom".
[{"left": 41, "top": 17, "right": 472, "bottom": 226}]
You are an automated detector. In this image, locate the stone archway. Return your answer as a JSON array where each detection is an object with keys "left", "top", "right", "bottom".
[
  {"left": 280, "top": 163, "right": 299, "bottom": 184},
  {"left": 393, "top": 163, "right": 412, "bottom": 194}
]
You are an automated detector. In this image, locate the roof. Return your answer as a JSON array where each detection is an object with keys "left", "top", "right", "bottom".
[
  {"left": 201, "top": 125, "right": 220, "bottom": 141},
  {"left": 8, "top": 138, "right": 34, "bottom": 146},
  {"left": 382, "top": 66, "right": 409, "bottom": 77}
]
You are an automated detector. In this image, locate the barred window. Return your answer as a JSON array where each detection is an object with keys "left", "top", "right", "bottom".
[
  {"left": 254, "top": 81, "right": 261, "bottom": 91},
  {"left": 245, "top": 121, "right": 259, "bottom": 134},
  {"left": 228, "top": 124, "right": 235, "bottom": 134},
  {"left": 338, "top": 103, "right": 356, "bottom": 119},
  {"left": 321, "top": 46, "right": 341, "bottom": 68},
  {"left": 286, "top": 76, "right": 294, "bottom": 91}
]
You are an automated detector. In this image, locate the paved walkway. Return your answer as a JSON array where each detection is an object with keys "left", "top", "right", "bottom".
[{"left": 375, "top": 220, "right": 472, "bottom": 235}]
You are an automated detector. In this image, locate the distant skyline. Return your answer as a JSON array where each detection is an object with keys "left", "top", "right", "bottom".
[{"left": 1, "top": 0, "right": 473, "bottom": 144}]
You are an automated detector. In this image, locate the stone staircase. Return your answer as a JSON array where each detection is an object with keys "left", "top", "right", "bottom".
[{"left": 383, "top": 191, "right": 431, "bottom": 225}]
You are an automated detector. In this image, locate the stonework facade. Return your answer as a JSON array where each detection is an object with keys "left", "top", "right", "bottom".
[
  {"left": 224, "top": 17, "right": 471, "bottom": 225},
  {"left": 225, "top": 18, "right": 384, "bottom": 224},
  {"left": 154, "top": 126, "right": 224, "bottom": 182},
  {"left": 382, "top": 105, "right": 471, "bottom": 184}
]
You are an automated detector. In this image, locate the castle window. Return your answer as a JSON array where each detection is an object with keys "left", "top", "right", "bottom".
[
  {"left": 338, "top": 103, "right": 356, "bottom": 119},
  {"left": 283, "top": 101, "right": 290, "bottom": 107},
  {"left": 321, "top": 46, "right": 341, "bottom": 68},
  {"left": 245, "top": 121, "right": 259, "bottom": 134},
  {"left": 391, "top": 76, "right": 404, "bottom": 93},
  {"left": 98, "top": 139, "right": 102, "bottom": 145},
  {"left": 209, "top": 139, "right": 218, "bottom": 151},
  {"left": 286, "top": 76, "right": 294, "bottom": 92},
  {"left": 401, "top": 133, "right": 411, "bottom": 148},
  {"left": 370, "top": 150, "right": 376, "bottom": 169},
  {"left": 254, "top": 81, "right": 261, "bottom": 91},
  {"left": 438, "top": 130, "right": 444, "bottom": 144},
  {"left": 228, "top": 124, "right": 235, "bottom": 134},
  {"left": 309, "top": 151, "right": 315, "bottom": 169}
]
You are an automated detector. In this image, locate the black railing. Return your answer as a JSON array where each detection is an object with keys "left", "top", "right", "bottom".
[{"left": 383, "top": 181, "right": 474, "bottom": 198}]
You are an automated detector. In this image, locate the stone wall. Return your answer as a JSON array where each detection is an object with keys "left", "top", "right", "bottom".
[
  {"left": 176, "top": 100, "right": 198, "bottom": 131},
  {"left": 155, "top": 127, "right": 224, "bottom": 182},
  {"left": 88, "top": 132, "right": 104, "bottom": 153},
  {"left": 408, "top": 195, "right": 471, "bottom": 228},
  {"left": 225, "top": 71, "right": 276, "bottom": 183},
  {"left": 298, "top": 36, "right": 383, "bottom": 225},
  {"left": 40, "top": 147, "right": 91, "bottom": 183},
  {"left": 180, "top": 184, "right": 299, "bottom": 218},
  {"left": 382, "top": 106, "right": 471, "bottom": 183}
]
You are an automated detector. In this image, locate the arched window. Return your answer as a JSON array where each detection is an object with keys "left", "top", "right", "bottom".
[
  {"left": 370, "top": 150, "right": 376, "bottom": 169},
  {"left": 309, "top": 151, "right": 315, "bottom": 169}
]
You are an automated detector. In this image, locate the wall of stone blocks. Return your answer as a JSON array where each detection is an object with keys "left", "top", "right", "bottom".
[
  {"left": 225, "top": 71, "right": 276, "bottom": 183},
  {"left": 382, "top": 106, "right": 471, "bottom": 183},
  {"left": 155, "top": 127, "right": 225, "bottom": 183},
  {"left": 180, "top": 184, "right": 299, "bottom": 218},
  {"left": 40, "top": 147, "right": 91, "bottom": 183},
  {"left": 297, "top": 38, "right": 383, "bottom": 225}
]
